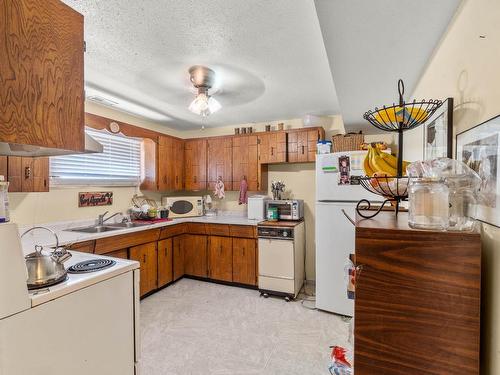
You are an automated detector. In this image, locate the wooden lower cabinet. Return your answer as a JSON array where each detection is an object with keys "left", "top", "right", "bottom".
[
  {"left": 93, "top": 224, "right": 258, "bottom": 298},
  {"left": 173, "top": 235, "right": 185, "bottom": 281},
  {"left": 67, "top": 240, "right": 95, "bottom": 254},
  {"left": 157, "top": 238, "right": 173, "bottom": 287},
  {"left": 106, "top": 248, "right": 128, "bottom": 260},
  {"left": 208, "top": 236, "right": 233, "bottom": 282},
  {"left": 184, "top": 234, "right": 208, "bottom": 277},
  {"left": 130, "top": 242, "right": 158, "bottom": 297},
  {"left": 355, "top": 212, "right": 481, "bottom": 374},
  {"left": 232, "top": 238, "right": 257, "bottom": 286}
]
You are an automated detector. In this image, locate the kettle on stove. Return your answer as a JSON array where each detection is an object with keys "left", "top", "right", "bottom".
[{"left": 21, "top": 226, "right": 72, "bottom": 290}]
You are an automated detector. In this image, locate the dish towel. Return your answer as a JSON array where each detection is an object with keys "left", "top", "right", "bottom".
[
  {"left": 214, "top": 177, "right": 225, "bottom": 199},
  {"left": 238, "top": 177, "right": 248, "bottom": 205}
]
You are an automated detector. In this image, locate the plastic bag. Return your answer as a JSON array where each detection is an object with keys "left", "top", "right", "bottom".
[{"left": 328, "top": 346, "right": 353, "bottom": 375}]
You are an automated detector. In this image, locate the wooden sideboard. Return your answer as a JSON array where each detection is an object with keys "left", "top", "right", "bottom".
[{"left": 355, "top": 212, "right": 481, "bottom": 374}]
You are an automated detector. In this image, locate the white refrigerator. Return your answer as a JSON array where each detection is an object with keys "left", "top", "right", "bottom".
[{"left": 315, "top": 151, "right": 382, "bottom": 316}]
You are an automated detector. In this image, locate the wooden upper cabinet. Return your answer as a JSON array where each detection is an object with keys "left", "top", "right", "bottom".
[
  {"left": 208, "top": 236, "right": 233, "bottom": 282},
  {"left": 129, "top": 242, "right": 158, "bottom": 297},
  {"left": 157, "top": 136, "right": 184, "bottom": 191},
  {"left": 141, "top": 138, "right": 157, "bottom": 191},
  {"left": 0, "top": 0, "right": 85, "bottom": 152},
  {"left": 307, "top": 128, "right": 325, "bottom": 161},
  {"left": 7, "top": 157, "right": 49, "bottom": 192},
  {"left": 232, "top": 135, "right": 259, "bottom": 191},
  {"left": 184, "top": 139, "right": 207, "bottom": 191},
  {"left": 0, "top": 157, "right": 7, "bottom": 179},
  {"left": 287, "top": 127, "right": 325, "bottom": 163},
  {"left": 157, "top": 136, "right": 170, "bottom": 191},
  {"left": 208, "top": 137, "right": 232, "bottom": 191},
  {"left": 33, "top": 157, "right": 49, "bottom": 192},
  {"left": 173, "top": 138, "right": 185, "bottom": 190},
  {"left": 258, "top": 132, "right": 287, "bottom": 164}
]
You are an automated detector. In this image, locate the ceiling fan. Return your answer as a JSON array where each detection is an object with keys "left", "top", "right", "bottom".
[{"left": 188, "top": 65, "right": 221, "bottom": 117}]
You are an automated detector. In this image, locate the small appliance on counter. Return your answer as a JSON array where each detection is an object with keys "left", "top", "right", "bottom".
[
  {"left": 247, "top": 195, "right": 270, "bottom": 221},
  {"left": 162, "top": 196, "right": 204, "bottom": 218},
  {"left": 258, "top": 220, "right": 305, "bottom": 301},
  {"left": 265, "top": 199, "right": 304, "bottom": 221}
]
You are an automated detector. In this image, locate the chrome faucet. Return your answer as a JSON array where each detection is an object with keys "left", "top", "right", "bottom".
[{"left": 97, "top": 211, "right": 122, "bottom": 226}]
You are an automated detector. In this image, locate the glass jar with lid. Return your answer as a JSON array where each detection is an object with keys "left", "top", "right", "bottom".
[
  {"left": 408, "top": 178, "right": 449, "bottom": 230},
  {"left": 446, "top": 175, "right": 479, "bottom": 231}
]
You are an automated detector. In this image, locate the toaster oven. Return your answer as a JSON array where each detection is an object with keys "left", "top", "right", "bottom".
[{"left": 265, "top": 200, "right": 304, "bottom": 221}]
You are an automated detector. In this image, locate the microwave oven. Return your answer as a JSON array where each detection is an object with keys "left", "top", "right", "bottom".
[
  {"left": 162, "top": 196, "right": 204, "bottom": 218},
  {"left": 265, "top": 200, "right": 304, "bottom": 221}
]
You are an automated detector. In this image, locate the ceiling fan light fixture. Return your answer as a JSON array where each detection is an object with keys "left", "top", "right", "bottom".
[
  {"left": 188, "top": 87, "right": 221, "bottom": 117},
  {"left": 187, "top": 65, "right": 222, "bottom": 117}
]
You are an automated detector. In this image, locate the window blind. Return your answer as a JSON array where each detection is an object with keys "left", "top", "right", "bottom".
[{"left": 50, "top": 128, "right": 142, "bottom": 186}]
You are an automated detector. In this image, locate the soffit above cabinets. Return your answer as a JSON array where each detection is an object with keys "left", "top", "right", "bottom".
[
  {"left": 62, "top": 0, "right": 340, "bottom": 130},
  {"left": 315, "top": 0, "right": 462, "bottom": 133}
]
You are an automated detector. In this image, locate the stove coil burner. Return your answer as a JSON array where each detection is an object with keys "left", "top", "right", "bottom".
[{"left": 68, "top": 259, "right": 116, "bottom": 274}]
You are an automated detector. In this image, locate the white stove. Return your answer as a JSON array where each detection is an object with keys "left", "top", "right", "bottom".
[
  {"left": 28, "top": 250, "right": 137, "bottom": 306},
  {"left": 0, "top": 223, "right": 141, "bottom": 375}
]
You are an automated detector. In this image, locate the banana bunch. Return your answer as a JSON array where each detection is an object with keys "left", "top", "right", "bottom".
[{"left": 363, "top": 145, "right": 409, "bottom": 177}]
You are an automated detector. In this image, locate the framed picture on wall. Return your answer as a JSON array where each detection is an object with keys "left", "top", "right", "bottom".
[
  {"left": 456, "top": 115, "right": 500, "bottom": 228},
  {"left": 423, "top": 97, "right": 453, "bottom": 160}
]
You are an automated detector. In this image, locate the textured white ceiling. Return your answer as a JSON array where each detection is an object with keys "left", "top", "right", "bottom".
[
  {"left": 315, "top": 0, "right": 461, "bottom": 133},
  {"left": 62, "top": 0, "right": 340, "bottom": 130}
]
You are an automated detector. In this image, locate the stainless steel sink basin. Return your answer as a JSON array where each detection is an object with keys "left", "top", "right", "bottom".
[
  {"left": 105, "top": 222, "right": 150, "bottom": 229},
  {"left": 65, "top": 225, "right": 121, "bottom": 233}
]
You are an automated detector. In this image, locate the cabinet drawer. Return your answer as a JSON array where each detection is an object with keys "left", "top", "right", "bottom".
[
  {"left": 229, "top": 225, "right": 256, "bottom": 239},
  {"left": 159, "top": 223, "right": 186, "bottom": 239},
  {"left": 187, "top": 222, "right": 207, "bottom": 235},
  {"left": 106, "top": 248, "right": 128, "bottom": 260},
  {"left": 67, "top": 240, "right": 95, "bottom": 254},
  {"left": 206, "top": 224, "right": 230, "bottom": 236},
  {"left": 95, "top": 229, "right": 161, "bottom": 254}
]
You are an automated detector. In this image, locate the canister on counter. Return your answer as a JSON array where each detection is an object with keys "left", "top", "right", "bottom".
[{"left": 266, "top": 206, "right": 279, "bottom": 221}]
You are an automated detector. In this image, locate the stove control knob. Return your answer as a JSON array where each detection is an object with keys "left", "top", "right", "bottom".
[{"left": 283, "top": 232, "right": 288, "bottom": 237}]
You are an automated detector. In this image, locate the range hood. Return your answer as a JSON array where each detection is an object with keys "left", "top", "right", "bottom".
[{"left": 0, "top": 133, "right": 104, "bottom": 157}]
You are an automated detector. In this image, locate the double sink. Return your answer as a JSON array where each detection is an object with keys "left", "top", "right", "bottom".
[{"left": 66, "top": 222, "right": 149, "bottom": 233}]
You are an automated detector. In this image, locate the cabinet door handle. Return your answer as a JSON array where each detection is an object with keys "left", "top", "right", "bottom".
[
  {"left": 271, "top": 147, "right": 274, "bottom": 156},
  {"left": 25, "top": 166, "right": 31, "bottom": 179},
  {"left": 143, "top": 254, "right": 146, "bottom": 263},
  {"left": 301, "top": 145, "right": 305, "bottom": 154},
  {"left": 194, "top": 176, "right": 197, "bottom": 183}
]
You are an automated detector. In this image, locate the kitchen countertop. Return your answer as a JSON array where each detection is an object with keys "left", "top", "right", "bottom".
[{"left": 18, "top": 212, "right": 260, "bottom": 254}]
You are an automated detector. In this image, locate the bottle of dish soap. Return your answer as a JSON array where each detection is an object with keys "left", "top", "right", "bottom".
[{"left": 0, "top": 176, "right": 10, "bottom": 222}]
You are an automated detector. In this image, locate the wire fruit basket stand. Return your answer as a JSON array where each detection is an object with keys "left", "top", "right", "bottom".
[{"left": 356, "top": 79, "right": 442, "bottom": 218}]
